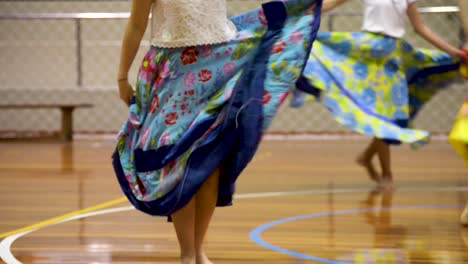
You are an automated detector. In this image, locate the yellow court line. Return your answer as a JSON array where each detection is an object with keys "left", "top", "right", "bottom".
[
  {"left": 0, "top": 152, "right": 272, "bottom": 238},
  {"left": 0, "top": 163, "right": 466, "bottom": 173},
  {"left": 0, "top": 197, "right": 127, "bottom": 239}
]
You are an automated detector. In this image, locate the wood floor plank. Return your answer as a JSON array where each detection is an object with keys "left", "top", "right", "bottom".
[{"left": 0, "top": 139, "right": 467, "bottom": 263}]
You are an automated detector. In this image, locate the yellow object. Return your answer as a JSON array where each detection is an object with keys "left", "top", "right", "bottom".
[
  {"left": 0, "top": 197, "right": 127, "bottom": 239},
  {"left": 449, "top": 101, "right": 468, "bottom": 166},
  {"left": 461, "top": 64, "right": 468, "bottom": 79}
]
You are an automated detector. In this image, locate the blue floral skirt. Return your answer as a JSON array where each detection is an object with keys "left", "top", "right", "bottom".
[
  {"left": 293, "top": 31, "right": 462, "bottom": 146},
  {"left": 112, "top": 0, "right": 322, "bottom": 216}
]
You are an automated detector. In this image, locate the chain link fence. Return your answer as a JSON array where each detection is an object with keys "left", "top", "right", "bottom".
[{"left": 0, "top": 0, "right": 466, "bottom": 135}]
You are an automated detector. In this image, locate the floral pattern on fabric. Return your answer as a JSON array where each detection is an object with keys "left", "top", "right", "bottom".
[
  {"left": 296, "top": 32, "right": 462, "bottom": 145},
  {"left": 115, "top": 0, "right": 322, "bottom": 202}
]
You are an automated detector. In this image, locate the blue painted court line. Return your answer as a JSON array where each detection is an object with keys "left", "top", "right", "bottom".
[{"left": 249, "top": 204, "right": 463, "bottom": 263}]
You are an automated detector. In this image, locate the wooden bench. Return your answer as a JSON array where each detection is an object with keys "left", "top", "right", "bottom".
[{"left": 0, "top": 103, "right": 93, "bottom": 141}]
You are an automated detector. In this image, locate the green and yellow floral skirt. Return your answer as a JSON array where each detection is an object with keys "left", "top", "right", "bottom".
[{"left": 293, "top": 31, "right": 463, "bottom": 146}]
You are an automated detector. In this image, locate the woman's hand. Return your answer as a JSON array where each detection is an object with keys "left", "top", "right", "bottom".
[
  {"left": 462, "top": 43, "right": 468, "bottom": 64},
  {"left": 118, "top": 79, "right": 134, "bottom": 106},
  {"left": 460, "top": 50, "right": 468, "bottom": 64}
]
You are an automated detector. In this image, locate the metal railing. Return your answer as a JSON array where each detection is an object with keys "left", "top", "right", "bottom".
[
  {"left": 326, "top": 6, "right": 460, "bottom": 31},
  {"left": 0, "top": 6, "right": 461, "bottom": 87}
]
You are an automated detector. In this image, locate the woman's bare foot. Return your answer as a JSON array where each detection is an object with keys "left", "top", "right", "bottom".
[
  {"left": 196, "top": 253, "right": 213, "bottom": 264},
  {"left": 378, "top": 176, "right": 394, "bottom": 190},
  {"left": 356, "top": 156, "right": 380, "bottom": 183}
]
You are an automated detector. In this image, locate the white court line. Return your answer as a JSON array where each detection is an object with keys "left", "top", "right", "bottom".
[
  {"left": 235, "top": 185, "right": 468, "bottom": 199},
  {"left": 1, "top": 185, "right": 467, "bottom": 264},
  {"left": 75, "top": 133, "right": 450, "bottom": 141},
  {"left": 0, "top": 207, "right": 133, "bottom": 264}
]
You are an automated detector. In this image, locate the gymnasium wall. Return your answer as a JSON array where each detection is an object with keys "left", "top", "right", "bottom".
[{"left": 0, "top": 0, "right": 466, "bottom": 134}]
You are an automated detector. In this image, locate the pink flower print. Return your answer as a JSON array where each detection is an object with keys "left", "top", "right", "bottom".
[
  {"left": 187, "top": 89, "right": 195, "bottom": 96},
  {"left": 149, "top": 96, "right": 160, "bottom": 114},
  {"left": 140, "top": 127, "right": 151, "bottom": 147},
  {"left": 198, "top": 69, "right": 212, "bottom": 82},
  {"left": 139, "top": 60, "right": 153, "bottom": 83},
  {"left": 126, "top": 173, "right": 145, "bottom": 196},
  {"left": 147, "top": 48, "right": 157, "bottom": 59},
  {"left": 180, "top": 47, "right": 199, "bottom": 65},
  {"left": 263, "top": 90, "right": 271, "bottom": 105},
  {"left": 165, "top": 112, "right": 179, "bottom": 126},
  {"left": 215, "top": 53, "right": 221, "bottom": 59},
  {"left": 279, "top": 92, "right": 289, "bottom": 106},
  {"left": 184, "top": 71, "right": 195, "bottom": 88},
  {"left": 135, "top": 176, "right": 147, "bottom": 196},
  {"left": 181, "top": 102, "right": 188, "bottom": 111},
  {"left": 259, "top": 10, "right": 268, "bottom": 27},
  {"left": 125, "top": 172, "right": 133, "bottom": 182},
  {"left": 223, "top": 62, "right": 236, "bottom": 75},
  {"left": 201, "top": 46, "right": 213, "bottom": 58},
  {"left": 159, "top": 132, "right": 171, "bottom": 146},
  {"left": 272, "top": 41, "right": 286, "bottom": 54},
  {"left": 153, "top": 60, "right": 170, "bottom": 90},
  {"left": 129, "top": 112, "right": 142, "bottom": 129},
  {"left": 127, "top": 137, "right": 133, "bottom": 150},
  {"left": 290, "top": 31, "right": 303, "bottom": 44},
  {"left": 162, "top": 160, "right": 177, "bottom": 178}
]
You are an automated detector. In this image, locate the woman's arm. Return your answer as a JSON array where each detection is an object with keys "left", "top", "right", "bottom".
[
  {"left": 407, "top": 2, "right": 461, "bottom": 57},
  {"left": 322, "top": 0, "right": 350, "bottom": 13},
  {"left": 117, "top": 0, "right": 153, "bottom": 105}
]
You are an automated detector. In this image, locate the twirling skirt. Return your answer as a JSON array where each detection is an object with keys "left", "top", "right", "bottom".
[
  {"left": 112, "top": 0, "right": 323, "bottom": 216},
  {"left": 449, "top": 100, "right": 468, "bottom": 166},
  {"left": 294, "top": 31, "right": 463, "bottom": 145}
]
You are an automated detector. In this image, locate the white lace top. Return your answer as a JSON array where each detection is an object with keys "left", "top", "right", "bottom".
[{"left": 150, "top": 0, "right": 237, "bottom": 48}]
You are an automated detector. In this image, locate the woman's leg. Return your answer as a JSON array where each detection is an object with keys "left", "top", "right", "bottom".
[
  {"left": 375, "top": 139, "right": 393, "bottom": 184},
  {"left": 171, "top": 169, "right": 220, "bottom": 264},
  {"left": 195, "top": 169, "right": 220, "bottom": 264},
  {"left": 171, "top": 198, "right": 196, "bottom": 264},
  {"left": 356, "top": 137, "right": 380, "bottom": 183}
]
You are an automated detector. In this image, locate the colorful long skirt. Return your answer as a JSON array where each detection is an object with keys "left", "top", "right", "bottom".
[
  {"left": 449, "top": 99, "right": 468, "bottom": 166},
  {"left": 293, "top": 31, "right": 462, "bottom": 145},
  {"left": 112, "top": 0, "right": 322, "bottom": 216}
]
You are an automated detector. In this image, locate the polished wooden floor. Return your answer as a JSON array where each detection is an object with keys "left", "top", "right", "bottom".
[{"left": 0, "top": 138, "right": 467, "bottom": 264}]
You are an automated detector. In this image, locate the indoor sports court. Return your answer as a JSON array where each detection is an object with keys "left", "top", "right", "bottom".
[{"left": 1, "top": 0, "right": 467, "bottom": 263}]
